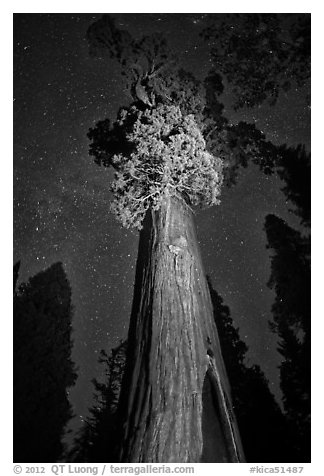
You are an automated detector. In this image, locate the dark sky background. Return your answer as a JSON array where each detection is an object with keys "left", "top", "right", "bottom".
[{"left": 13, "top": 13, "right": 310, "bottom": 439}]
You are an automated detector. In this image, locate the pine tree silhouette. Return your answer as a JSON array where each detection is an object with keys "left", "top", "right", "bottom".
[
  {"left": 13, "top": 262, "right": 77, "bottom": 462},
  {"left": 68, "top": 341, "right": 127, "bottom": 462},
  {"left": 265, "top": 215, "right": 310, "bottom": 461},
  {"left": 207, "top": 278, "right": 289, "bottom": 462}
]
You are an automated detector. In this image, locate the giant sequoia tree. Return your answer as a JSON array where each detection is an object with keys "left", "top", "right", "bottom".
[
  {"left": 86, "top": 14, "right": 310, "bottom": 462},
  {"left": 71, "top": 282, "right": 290, "bottom": 463},
  {"left": 87, "top": 15, "right": 244, "bottom": 463}
]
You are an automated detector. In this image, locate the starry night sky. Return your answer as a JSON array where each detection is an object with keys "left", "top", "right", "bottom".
[{"left": 13, "top": 13, "right": 310, "bottom": 434}]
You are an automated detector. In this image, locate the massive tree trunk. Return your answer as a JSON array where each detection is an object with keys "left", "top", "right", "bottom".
[{"left": 117, "top": 191, "right": 245, "bottom": 463}]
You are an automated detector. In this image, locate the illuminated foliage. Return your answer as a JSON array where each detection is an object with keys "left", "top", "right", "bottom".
[{"left": 109, "top": 104, "right": 223, "bottom": 229}]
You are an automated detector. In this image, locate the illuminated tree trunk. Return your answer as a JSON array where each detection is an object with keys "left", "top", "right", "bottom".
[{"left": 117, "top": 191, "right": 245, "bottom": 463}]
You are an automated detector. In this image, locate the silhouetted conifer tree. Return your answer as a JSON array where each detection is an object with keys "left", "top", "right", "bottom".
[
  {"left": 68, "top": 341, "right": 127, "bottom": 462},
  {"left": 13, "top": 262, "right": 77, "bottom": 462},
  {"left": 277, "top": 144, "right": 311, "bottom": 227},
  {"left": 207, "top": 278, "right": 289, "bottom": 462},
  {"left": 264, "top": 215, "right": 310, "bottom": 461},
  {"left": 263, "top": 138, "right": 310, "bottom": 462}
]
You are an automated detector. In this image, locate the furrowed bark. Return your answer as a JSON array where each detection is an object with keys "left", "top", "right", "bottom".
[{"left": 117, "top": 192, "right": 245, "bottom": 463}]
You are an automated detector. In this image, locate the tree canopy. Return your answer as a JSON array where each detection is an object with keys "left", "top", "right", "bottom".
[
  {"left": 87, "top": 14, "right": 299, "bottom": 229},
  {"left": 202, "top": 13, "right": 310, "bottom": 110},
  {"left": 109, "top": 104, "right": 223, "bottom": 228},
  {"left": 87, "top": 16, "right": 227, "bottom": 229}
]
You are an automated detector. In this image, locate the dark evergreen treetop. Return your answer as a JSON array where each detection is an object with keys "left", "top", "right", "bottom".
[
  {"left": 14, "top": 262, "right": 77, "bottom": 462},
  {"left": 202, "top": 13, "right": 310, "bottom": 110},
  {"left": 67, "top": 341, "right": 127, "bottom": 463},
  {"left": 264, "top": 214, "right": 310, "bottom": 338},
  {"left": 276, "top": 144, "right": 311, "bottom": 227}
]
